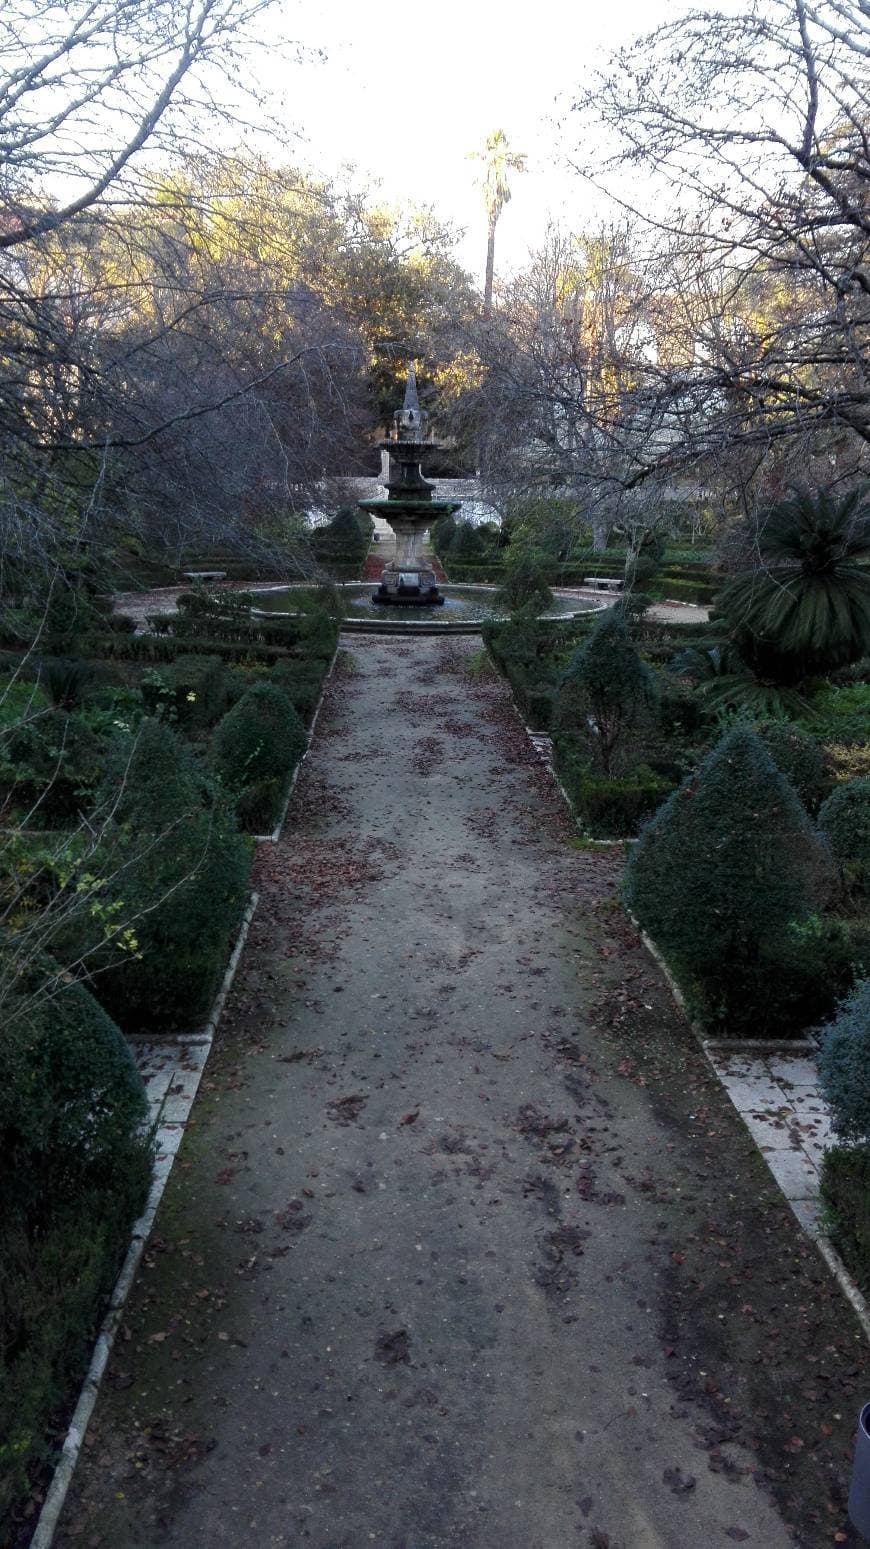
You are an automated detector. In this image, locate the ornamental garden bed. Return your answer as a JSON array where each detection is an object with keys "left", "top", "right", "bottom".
[{"left": 0, "top": 585, "right": 338, "bottom": 1523}]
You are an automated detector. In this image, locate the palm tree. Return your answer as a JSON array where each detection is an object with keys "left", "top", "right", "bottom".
[
  {"left": 469, "top": 129, "right": 527, "bottom": 317},
  {"left": 719, "top": 487, "right": 870, "bottom": 681}
]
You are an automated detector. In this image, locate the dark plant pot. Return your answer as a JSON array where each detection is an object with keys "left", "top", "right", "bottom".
[{"left": 849, "top": 1402, "right": 870, "bottom": 1537}]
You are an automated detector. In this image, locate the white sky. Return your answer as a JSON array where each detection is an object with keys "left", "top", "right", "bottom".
[{"left": 254, "top": 0, "right": 677, "bottom": 282}]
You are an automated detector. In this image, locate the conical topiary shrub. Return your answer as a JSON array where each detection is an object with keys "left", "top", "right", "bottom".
[
  {"left": 555, "top": 607, "right": 657, "bottom": 774},
  {"left": 624, "top": 723, "right": 835, "bottom": 1034}
]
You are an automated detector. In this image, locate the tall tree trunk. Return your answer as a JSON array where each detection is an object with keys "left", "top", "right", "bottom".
[{"left": 484, "top": 219, "right": 497, "bottom": 317}]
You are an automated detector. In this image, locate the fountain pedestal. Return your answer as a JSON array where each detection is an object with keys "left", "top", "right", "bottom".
[{"left": 359, "top": 369, "right": 460, "bottom": 607}]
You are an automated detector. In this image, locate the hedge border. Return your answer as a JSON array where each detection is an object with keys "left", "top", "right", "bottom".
[
  {"left": 252, "top": 641, "right": 339, "bottom": 842},
  {"left": 30, "top": 891, "right": 259, "bottom": 1549}
]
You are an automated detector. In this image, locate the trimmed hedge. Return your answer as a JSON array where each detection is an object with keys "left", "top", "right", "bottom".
[
  {"left": 817, "top": 979, "right": 870, "bottom": 1143},
  {"left": 758, "top": 722, "right": 834, "bottom": 814},
  {"left": 820, "top": 1145, "right": 870, "bottom": 1291},
  {"left": 624, "top": 724, "right": 837, "bottom": 1036},
  {"left": 819, "top": 778, "right": 870, "bottom": 892},
  {"left": 61, "top": 719, "right": 252, "bottom": 1031},
  {"left": 213, "top": 681, "right": 308, "bottom": 832},
  {"left": 0, "top": 969, "right": 150, "bottom": 1515},
  {"left": 270, "top": 657, "right": 330, "bottom": 722},
  {"left": 553, "top": 735, "right": 675, "bottom": 837}
]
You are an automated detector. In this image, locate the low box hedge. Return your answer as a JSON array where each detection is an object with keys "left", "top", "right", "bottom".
[
  {"left": 553, "top": 735, "right": 676, "bottom": 837},
  {"left": 820, "top": 1145, "right": 870, "bottom": 1291}
]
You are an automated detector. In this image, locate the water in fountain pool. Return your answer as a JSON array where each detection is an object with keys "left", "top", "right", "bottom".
[{"left": 252, "top": 584, "right": 604, "bottom": 626}]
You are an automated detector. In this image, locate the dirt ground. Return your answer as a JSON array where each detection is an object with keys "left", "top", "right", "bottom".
[{"left": 54, "top": 638, "right": 865, "bottom": 1548}]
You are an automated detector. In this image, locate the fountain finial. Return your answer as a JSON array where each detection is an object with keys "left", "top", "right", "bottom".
[
  {"left": 403, "top": 365, "right": 420, "bottom": 414},
  {"left": 394, "top": 363, "right": 427, "bottom": 443}
]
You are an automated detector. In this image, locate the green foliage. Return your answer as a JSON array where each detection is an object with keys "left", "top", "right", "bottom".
[
  {"left": 504, "top": 495, "right": 583, "bottom": 560},
  {"left": 66, "top": 719, "right": 252, "bottom": 1030},
  {"left": 0, "top": 708, "right": 104, "bottom": 822},
  {"left": 449, "top": 520, "right": 494, "bottom": 562},
  {"left": 799, "top": 679, "right": 870, "bottom": 746},
  {"left": 556, "top": 608, "right": 657, "bottom": 774},
  {"left": 624, "top": 724, "right": 836, "bottom": 1035},
  {"left": 493, "top": 549, "right": 555, "bottom": 617},
  {"left": 0, "top": 968, "right": 150, "bottom": 1515},
  {"left": 757, "top": 721, "right": 834, "bottom": 813},
  {"left": 817, "top": 980, "right": 870, "bottom": 1142},
  {"left": 553, "top": 737, "right": 675, "bottom": 837},
  {"left": 819, "top": 778, "right": 870, "bottom": 893},
  {"left": 671, "top": 642, "right": 810, "bottom": 720},
  {"left": 39, "top": 584, "right": 103, "bottom": 654},
  {"left": 39, "top": 656, "right": 93, "bottom": 709},
  {"left": 141, "top": 654, "right": 226, "bottom": 729},
  {"left": 270, "top": 657, "right": 328, "bottom": 721},
  {"left": 820, "top": 1144, "right": 870, "bottom": 1291},
  {"left": 719, "top": 487, "right": 870, "bottom": 681},
  {"left": 214, "top": 681, "right": 306, "bottom": 789},
  {"left": 311, "top": 507, "right": 369, "bottom": 567},
  {"left": 213, "top": 681, "right": 307, "bottom": 832},
  {"left": 431, "top": 512, "right": 457, "bottom": 552}
]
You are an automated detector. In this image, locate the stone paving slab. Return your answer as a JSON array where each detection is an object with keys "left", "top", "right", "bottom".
[{"left": 707, "top": 1049, "right": 835, "bottom": 1236}]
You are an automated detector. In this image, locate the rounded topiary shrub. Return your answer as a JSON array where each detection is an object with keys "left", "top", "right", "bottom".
[
  {"left": 819, "top": 777, "right": 870, "bottom": 893},
  {"left": 624, "top": 723, "right": 835, "bottom": 1034},
  {"left": 0, "top": 966, "right": 150, "bottom": 1515},
  {"left": 758, "top": 721, "right": 833, "bottom": 813},
  {"left": 817, "top": 979, "right": 870, "bottom": 1143},
  {"left": 213, "top": 682, "right": 307, "bottom": 828}
]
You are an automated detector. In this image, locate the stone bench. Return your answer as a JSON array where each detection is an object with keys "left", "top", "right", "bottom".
[
  {"left": 182, "top": 570, "right": 227, "bottom": 583},
  {"left": 583, "top": 576, "right": 623, "bottom": 592}
]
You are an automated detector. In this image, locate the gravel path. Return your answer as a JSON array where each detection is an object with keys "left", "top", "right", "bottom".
[{"left": 54, "top": 639, "right": 863, "bottom": 1549}]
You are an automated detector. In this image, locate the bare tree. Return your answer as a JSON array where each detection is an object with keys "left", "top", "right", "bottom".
[{"left": 566, "top": 0, "right": 870, "bottom": 494}]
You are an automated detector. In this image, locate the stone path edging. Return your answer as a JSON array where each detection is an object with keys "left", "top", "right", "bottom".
[
  {"left": 506, "top": 694, "right": 870, "bottom": 1348},
  {"left": 30, "top": 892, "right": 260, "bottom": 1549}
]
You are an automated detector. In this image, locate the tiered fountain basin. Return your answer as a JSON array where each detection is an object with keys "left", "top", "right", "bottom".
[{"left": 250, "top": 583, "right": 607, "bottom": 635}]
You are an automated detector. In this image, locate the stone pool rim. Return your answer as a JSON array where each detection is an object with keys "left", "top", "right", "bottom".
[{"left": 248, "top": 581, "right": 609, "bottom": 635}]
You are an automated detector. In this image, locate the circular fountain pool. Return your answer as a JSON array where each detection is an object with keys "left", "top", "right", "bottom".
[{"left": 251, "top": 583, "right": 606, "bottom": 632}]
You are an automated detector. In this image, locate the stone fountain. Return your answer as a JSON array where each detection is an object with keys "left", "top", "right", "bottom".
[{"left": 358, "top": 367, "right": 461, "bottom": 607}]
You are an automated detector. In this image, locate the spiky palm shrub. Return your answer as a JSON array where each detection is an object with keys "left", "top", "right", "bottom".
[
  {"left": 624, "top": 724, "right": 835, "bottom": 1034},
  {"left": 556, "top": 608, "right": 657, "bottom": 774},
  {"left": 719, "top": 487, "right": 870, "bottom": 682}
]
